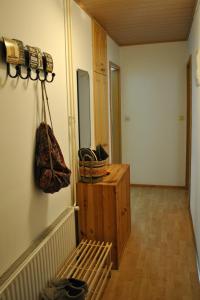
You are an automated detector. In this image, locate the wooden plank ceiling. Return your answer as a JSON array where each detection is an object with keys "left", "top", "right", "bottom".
[{"left": 75, "top": 0, "right": 197, "bottom": 45}]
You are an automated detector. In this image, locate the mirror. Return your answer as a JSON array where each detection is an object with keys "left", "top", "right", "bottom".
[{"left": 77, "top": 69, "right": 91, "bottom": 148}]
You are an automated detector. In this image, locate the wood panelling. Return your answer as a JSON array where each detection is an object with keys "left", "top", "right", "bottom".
[
  {"left": 76, "top": 164, "right": 131, "bottom": 269},
  {"left": 102, "top": 187, "right": 200, "bottom": 300},
  {"left": 92, "top": 19, "right": 109, "bottom": 151},
  {"left": 75, "top": 0, "right": 197, "bottom": 45},
  {"left": 93, "top": 20, "right": 107, "bottom": 75}
]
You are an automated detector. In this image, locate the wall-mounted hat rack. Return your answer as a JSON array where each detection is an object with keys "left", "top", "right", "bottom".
[{"left": 0, "top": 37, "right": 56, "bottom": 83}]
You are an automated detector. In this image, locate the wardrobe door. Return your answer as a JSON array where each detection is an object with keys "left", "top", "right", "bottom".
[{"left": 93, "top": 20, "right": 107, "bottom": 76}]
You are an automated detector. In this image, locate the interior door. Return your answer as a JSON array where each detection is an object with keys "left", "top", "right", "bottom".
[
  {"left": 110, "top": 63, "right": 122, "bottom": 163},
  {"left": 94, "top": 72, "right": 109, "bottom": 153}
]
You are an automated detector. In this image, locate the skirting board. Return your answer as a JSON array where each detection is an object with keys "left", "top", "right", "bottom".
[
  {"left": 189, "top": 210, "right": 200, "bottom": 283},
  {"left": 197, "top": 255, "right": 200, "bottom": 283},
  {"left": 131, "top": 184, "right": 186, "bottom": 189}
]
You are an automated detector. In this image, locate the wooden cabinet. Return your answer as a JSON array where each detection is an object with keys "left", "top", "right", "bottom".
[
  {"left": 93, "top": 20, "right": 107, "bottom": 75},
  {"left": 92, "top": 19, "right": 109, "bottom": 151},
  {"left": 76, "top": 164, "right": 131, "bottom": 269},
  {"left": 93, "top": 72, "right": 109, "bottom": 153}
]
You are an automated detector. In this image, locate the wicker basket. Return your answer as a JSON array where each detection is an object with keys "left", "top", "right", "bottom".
[{"left": 79, "top": 159, "right": 108, "bottom": 183}]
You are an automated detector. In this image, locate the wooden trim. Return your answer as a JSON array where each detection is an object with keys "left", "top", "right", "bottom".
[
  {"left": 120, "top": 38, "right": 186, "bottom": 47},
  {"left": 186, "top": 56, "right": 192, "bottom": 192},
  {"left": 189, "top": 209, "right": 198, "bottom": 250},
  {"left": 109, "top": 62, "right": 122, "bottom": 163},
  {"left": 188, "top": 207, "right": 200, "bottom": 279},
  {"left": 131, "top": 184, "right": 186, "bottom": 190}
]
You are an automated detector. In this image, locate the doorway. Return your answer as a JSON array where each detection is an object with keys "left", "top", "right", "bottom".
[
  {"left": 109, "top": 62, "right": 122, "bottom": 163},
  {"left": 186, "top": 57, "right": 192, "bottom": 194}
]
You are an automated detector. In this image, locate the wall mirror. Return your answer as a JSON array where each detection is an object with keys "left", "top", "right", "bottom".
[{"left": 77, "top": 69, "right": 91, "bottom": 148}]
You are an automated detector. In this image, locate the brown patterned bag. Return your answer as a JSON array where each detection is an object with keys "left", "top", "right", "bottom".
[{"left": 35, "top": 82, "right": 71, "bottom": 193}]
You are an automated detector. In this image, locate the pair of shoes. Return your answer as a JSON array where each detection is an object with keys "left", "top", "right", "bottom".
[
  {"left": 51, "top": 278, "right": 88, "bottom": 294},
  {"left": 40, "top": 278, "right": 88, "bottom": 300},
  {"left": 40, "top": 285, "right": 85, "bottom": 300}
]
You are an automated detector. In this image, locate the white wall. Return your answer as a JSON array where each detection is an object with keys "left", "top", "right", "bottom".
[
  {"left": 107, "top": 36, "right": 121, "bottom": 159},
  {"left": 0, "top": 0, "right": 71, "bottom": 276},
  {"left": 188, "top": 0, "right": 200, "bottom": 267},
  {"left": 120, "top": 42, "right": 188, "bottom": 186},
  {"left": 71, "top": 0, "right": 94, "bottom": 148}
]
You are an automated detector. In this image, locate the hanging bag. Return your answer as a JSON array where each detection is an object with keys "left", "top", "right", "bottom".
[{"left": 35, "top": 82, "right": 71, "bottom": 193}]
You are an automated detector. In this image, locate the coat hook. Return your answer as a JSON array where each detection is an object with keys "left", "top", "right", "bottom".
[
  {"left": 45, "top": 72, "right": 56, "bottom": 83},
  {"left": 18, "top": 66, "right": 30, "bottom": 80},
  {"left": 29, "top": 68, "right": 39, "bottom": 81},
  {"left": 26, "top": 46, "right": 42, "bottom": 81},
  {"left": 43, "top": 52, "right": 55, "bottom": 83},
  {"left": 3, "top": 38, "right": 28, "bottom": 80},
  {"left": 7, "top": 63, "right": 19, "bottom": 78},
  {"left": 38, "top": 70, "right": 46, "bottom": 82}
]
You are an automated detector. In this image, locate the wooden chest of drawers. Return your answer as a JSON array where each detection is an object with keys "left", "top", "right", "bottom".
[{"left": 76, "top": 164, "right": 131, "bottom": 269}]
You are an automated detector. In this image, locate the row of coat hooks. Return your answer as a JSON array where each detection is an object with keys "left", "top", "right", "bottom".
[{"left": 2, "top": 37, "right": 56, "bottom": 83}]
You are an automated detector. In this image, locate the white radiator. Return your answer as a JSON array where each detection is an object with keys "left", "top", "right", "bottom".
[{"left": 0, "top": 208, "right": 76, "bottom": 300}]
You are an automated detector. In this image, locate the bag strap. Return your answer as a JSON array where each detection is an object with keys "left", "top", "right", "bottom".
[
  {"left": 43, "top": 82, "right": 54, "bottom": 132},
  {"left": 41, "top": 81, "right": 55, "bottom": 176}
]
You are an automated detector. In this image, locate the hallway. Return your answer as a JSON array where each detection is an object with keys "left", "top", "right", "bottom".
[{"left": 103, "top": 187, "right": 200, "bottom": 300}]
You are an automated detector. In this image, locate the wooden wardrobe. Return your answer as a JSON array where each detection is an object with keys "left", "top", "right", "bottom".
[{"left": 92, "top": 20, "right": 109, "bottom": 153}]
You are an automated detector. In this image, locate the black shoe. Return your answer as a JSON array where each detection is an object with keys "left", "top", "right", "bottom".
[
  {"left": 96, "top": 144, "right": 109, "bottom": 161},
  {"left": 68, "top": 278, "right": 88, "bottom": 294},
  {"left": 65, "top": 285, "right": 85, "bottom": 300}
]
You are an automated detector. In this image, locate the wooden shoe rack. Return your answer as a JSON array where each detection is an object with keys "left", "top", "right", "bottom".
[{"left": 56, "top": 240, "right": 112, "bottom": 300}]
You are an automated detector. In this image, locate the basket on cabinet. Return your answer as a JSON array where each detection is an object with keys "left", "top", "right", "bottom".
[{"left": 79, "top": 159, "right": 108, "bottom": 183}]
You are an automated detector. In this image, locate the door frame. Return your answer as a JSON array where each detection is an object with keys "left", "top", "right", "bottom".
[
  {"left": 109, "top": 61, "right": 122, "bottom": 163},
  {"left": 186, "top": 56, "right": 192, "bottom": 194}
]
